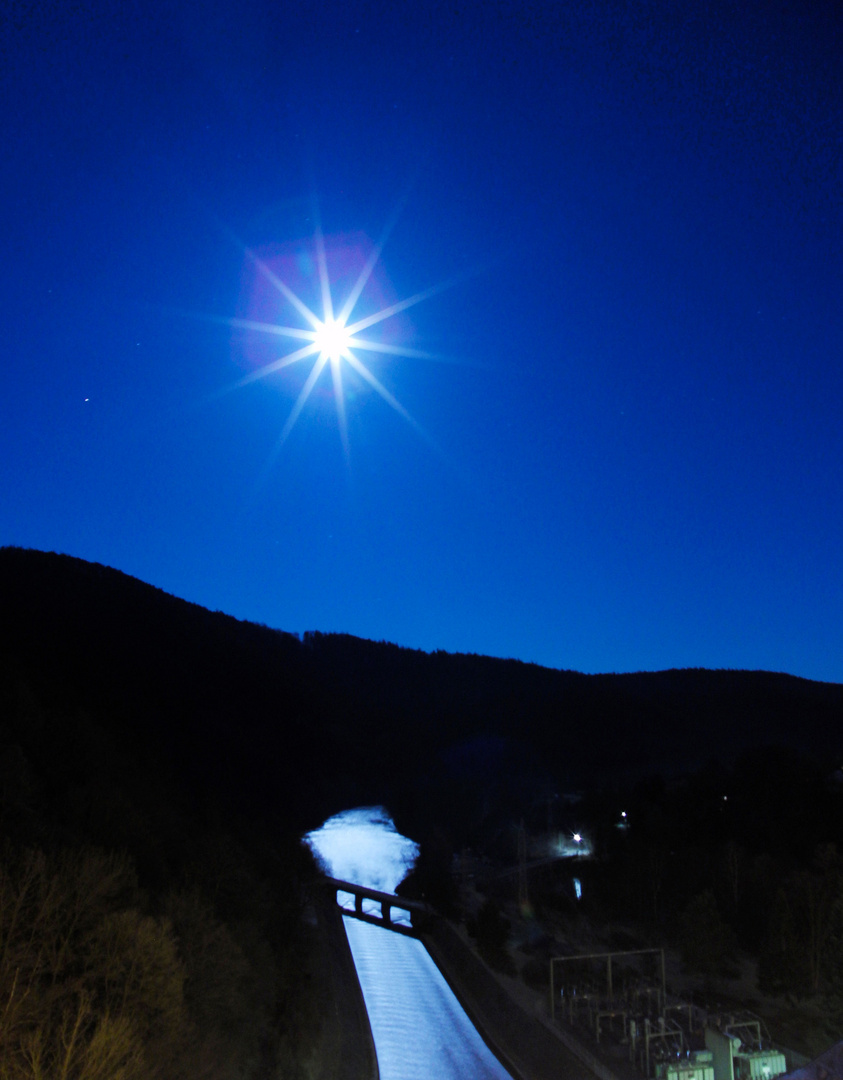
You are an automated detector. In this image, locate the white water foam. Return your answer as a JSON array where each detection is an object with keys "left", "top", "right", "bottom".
[{"left": 306, "top": 807, "right": 513, "bottom": 1080}]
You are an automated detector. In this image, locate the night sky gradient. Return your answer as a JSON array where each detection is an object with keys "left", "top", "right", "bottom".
[{"left": 2, "top": 0, "right": 841, "bottom": 682}]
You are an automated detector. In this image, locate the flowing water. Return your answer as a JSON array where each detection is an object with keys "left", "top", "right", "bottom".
[{"left": 306, "top": 808, "right": 514, "bottom": 1080}]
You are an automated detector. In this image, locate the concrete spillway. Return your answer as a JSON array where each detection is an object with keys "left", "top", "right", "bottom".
[
  {"left": 344, "top": 915, "right": 513, "bottom": 1080},
  {"left": 306, "top": 807, "right": 514, "bottom": 1080}
]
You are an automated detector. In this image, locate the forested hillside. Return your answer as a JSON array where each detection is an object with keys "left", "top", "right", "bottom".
[
  {"left": 0, "top": 550, "right": 323, "bottom": 1078},
  {"left": 2, "top": 547, "right": 840, "bottom": 836},
  {"left": 1, "top": 546, "right": 841, "bottom": 1075}
]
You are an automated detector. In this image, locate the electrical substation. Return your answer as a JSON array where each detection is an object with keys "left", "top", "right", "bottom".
[{"left": 549, "top": 950, "right": 789, "bottom": 1080}]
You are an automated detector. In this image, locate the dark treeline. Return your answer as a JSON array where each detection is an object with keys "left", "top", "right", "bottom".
[
  {"left": 2, "top": 548, "right": 841, "bottom": 838},
  {"left": 0, "top": 551, "right": 324, "bottom": 1078},
  {"left": 507, "top": 751, "right": 843, "bottom": 1054},
  {"left": 1, "top": 547, "right": 842, "bottom": 1072}
]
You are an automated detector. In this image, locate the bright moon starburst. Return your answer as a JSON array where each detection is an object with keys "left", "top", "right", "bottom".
[
  {"left": 227, "top": 220, "right": 447, "bottom": 456},
  {"left": 314, "top": 317, "right": 352, "bottom": 363}
]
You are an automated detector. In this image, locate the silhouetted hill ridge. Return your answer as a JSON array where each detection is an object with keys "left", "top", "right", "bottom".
[{"left": 1, "top": 548, "right": 840, "bottom": 833}]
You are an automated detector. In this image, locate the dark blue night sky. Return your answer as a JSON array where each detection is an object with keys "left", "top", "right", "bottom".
[{"left": 2, "top": 1, "right": 841, "bottom": 682}]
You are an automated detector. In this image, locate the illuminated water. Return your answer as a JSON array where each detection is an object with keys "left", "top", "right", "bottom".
[
  {"left": 306, "top": 808, "right": 514, "bottom": 1080},
  {"left": 306, "top": 805, "right": 418, "bottom": 924}
]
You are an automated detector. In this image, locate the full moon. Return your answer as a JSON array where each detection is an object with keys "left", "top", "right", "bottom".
[
  {"left": 227, "top": 222, "right": 448, "bottom": 454},
  {"left": 314, "top": 316, "right": 352, "bottom": 363}
]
